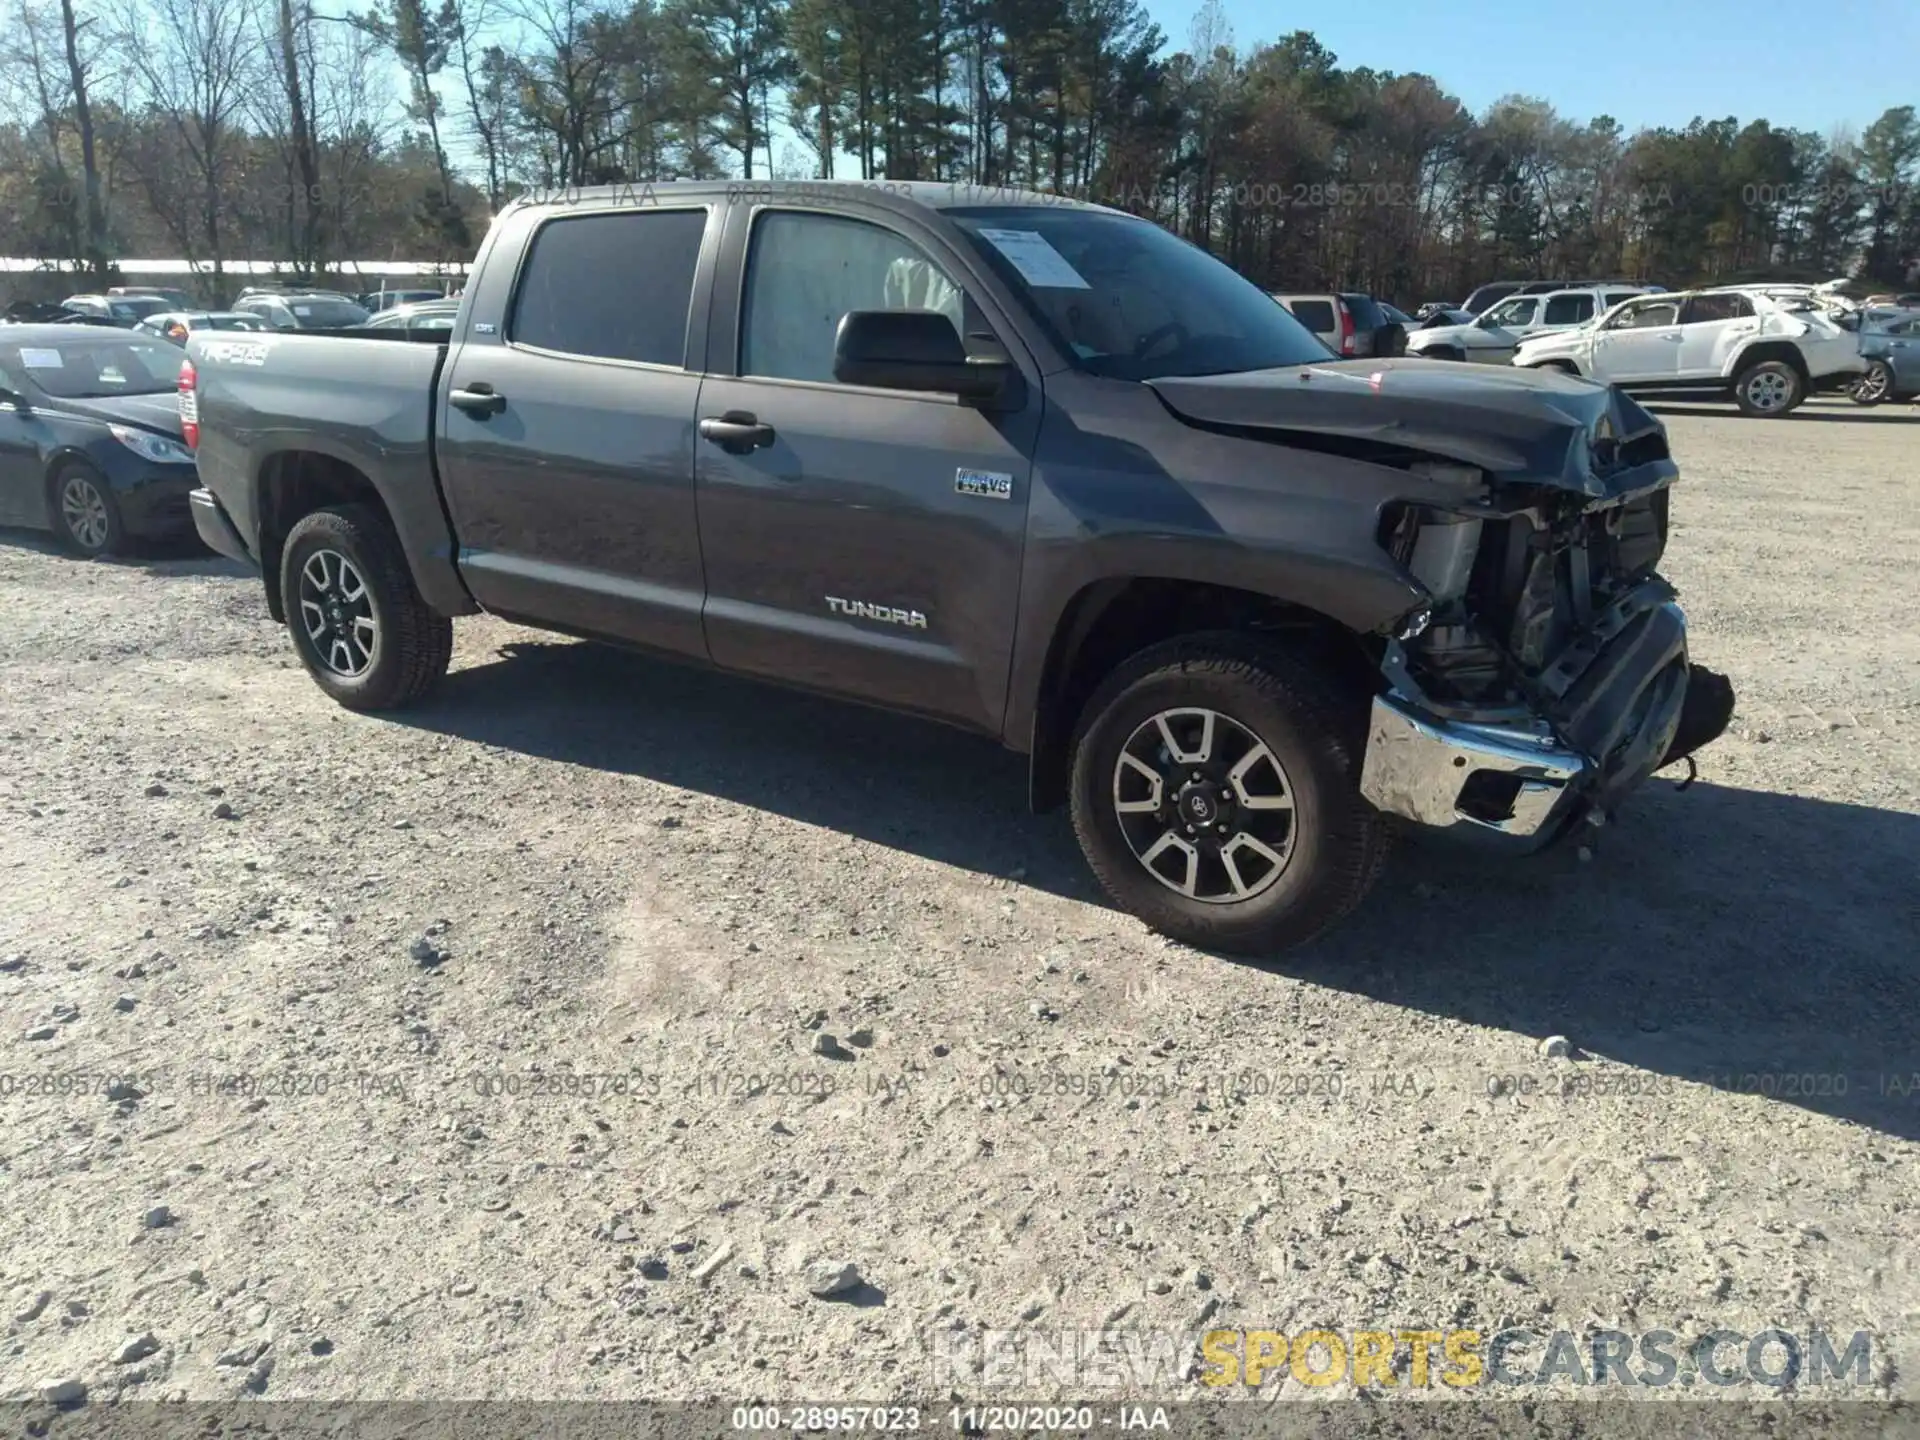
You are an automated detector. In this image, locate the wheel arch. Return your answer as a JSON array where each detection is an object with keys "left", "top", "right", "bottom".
[
  {"left": 1023, "top": 576, "right": 1380, "bottom": 814},
  {"left": 252, "top": 451, "right": 387, "bottom": 623},
  {"left": 1728, "top": 341, "right": 1810, "bottom": 382}
]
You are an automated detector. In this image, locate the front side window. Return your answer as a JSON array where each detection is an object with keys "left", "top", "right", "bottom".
[
  {"left": 1613, "top": 300, "right": 1681, "bottom": 329},
  {"left": 741, "top": 211, "right": 966, "bottom": 384},
  {"left": 1542, "top": 294, "right": 1595, "bottom": 325},
  {"left": 511, "top": 209, "right": 708, "bottom": 366},
  {"left": 948, "top": 206, "right": 1329, "bottom": 380},
  {"left": 1481, "top": 297, "right": 1539, "bottom": 328}
]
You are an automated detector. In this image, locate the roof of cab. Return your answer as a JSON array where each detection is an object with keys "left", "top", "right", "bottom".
[{"left": 499, "top": 177, "right": 1121, "bottom": 219}]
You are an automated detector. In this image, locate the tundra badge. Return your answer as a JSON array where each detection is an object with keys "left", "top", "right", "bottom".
[
  {"left": 827, "top": 597, "right": 929, "bottom": 629},
  {"left": 955, "top": 468, "right": 1013, "bottom": 500}
]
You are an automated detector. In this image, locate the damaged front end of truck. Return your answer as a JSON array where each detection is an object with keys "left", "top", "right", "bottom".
[
  {"left": 1355, "top": 374, "right": 1735, "bottom": 846},
  {"left": 1153, "top": 359, "right": 1737, "bottom": 847}
]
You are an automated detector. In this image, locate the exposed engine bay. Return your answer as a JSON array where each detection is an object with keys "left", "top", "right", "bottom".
[{"left": 1365, "top": 417, "right": 1733, "bottom": 842}]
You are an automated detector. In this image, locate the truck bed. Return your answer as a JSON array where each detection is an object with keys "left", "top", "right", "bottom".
[{"left": 185, "top": 328, "right": 470, "bottom": 617}]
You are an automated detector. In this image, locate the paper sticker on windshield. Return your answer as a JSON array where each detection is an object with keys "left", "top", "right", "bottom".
[
  {"left": 976, "top": 229, "right": 1090, "bottom": 290},
  {"left": 18, "top": 348, "right": 64, "bottom": 369},
  {"left": 292, "top": 305, "right": 312, "bottom": 317}
]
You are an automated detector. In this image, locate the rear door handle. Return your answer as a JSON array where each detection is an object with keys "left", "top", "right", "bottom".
[
  {"left": 699, "top": 412, "right": 776, "bottom": 454},
  {"left": 449, "top": 384, "right": 505, "bottom": 417}
]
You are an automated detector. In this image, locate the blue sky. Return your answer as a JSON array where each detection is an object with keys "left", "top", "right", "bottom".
[{"left": 1140, "top": 0, "right": 1920, "bottom": 138}]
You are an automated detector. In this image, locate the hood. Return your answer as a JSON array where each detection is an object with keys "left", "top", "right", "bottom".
[
  {"left": 1147, "top": 358, "right": 1677, "bottom": 501},
  {"left": 1408, "top": 322, "right": 1483, "bottom": 346},
  {"left": 28, "top": 389, "right": 184, "bottom": 438}
]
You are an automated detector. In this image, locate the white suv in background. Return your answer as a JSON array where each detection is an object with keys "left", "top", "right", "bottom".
[
  {"left": 1512, "top": 289, "right": 1867, "bottom": 417},
  {"left": 1404, "top": 286, "right": 1648, "bottom": 363}
]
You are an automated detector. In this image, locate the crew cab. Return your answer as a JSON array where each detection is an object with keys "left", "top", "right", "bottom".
[
  {"left": 182, "top": 181, "right": 1733, "bottom": 954},
  {"left": 1513, "top": 288, "right": 1866, "bottom": 417}
]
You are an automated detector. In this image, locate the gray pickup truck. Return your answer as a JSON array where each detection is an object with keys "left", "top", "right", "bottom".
[{"left": 181, "top": 180, "right": 1733, "bottom": 953}]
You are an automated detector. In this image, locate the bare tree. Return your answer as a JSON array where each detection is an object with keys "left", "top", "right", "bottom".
[{"left": 118, "top": 0, "right": 257, "bottom": 297}]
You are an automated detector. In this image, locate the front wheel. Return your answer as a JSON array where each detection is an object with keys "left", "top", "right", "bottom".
[
  {"left": 279, "top": 504, "right": 453, "bottom": 711},
  {"left": 1069, "top": 636, "right": 1390, "bottom": 954},
  {"left": 1848, "top": 359, "right": 1893, "bottom": 406},
  {"left": 51, "top": 463, "right": 125, "bottom": 557},
  {"left": 1733, "top": 359, "right": 1804, "bottom": 417}
]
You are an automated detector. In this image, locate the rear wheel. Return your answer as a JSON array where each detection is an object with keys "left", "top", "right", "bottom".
[
  {"left": 50, "top": 463, "right": 125, "bottom": 557},
  {"left": 1068, "top": 636, "right": 1389, "bottom": 954},
  {"left": 1848, "top": 359, "right": 1893, "bottom": 406},
  {"left": 1733, "top": 359, "right": 1804, "bottom": 417},
  {"left": 279, "top": 504, "right": 452, "bottom": 711}
]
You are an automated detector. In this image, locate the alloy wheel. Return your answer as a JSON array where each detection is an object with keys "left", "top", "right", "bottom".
[
  {"left": 298, "top": 549, "right": 379, "bottom": 678},
  {"left": 60, "top": 475, "right": 111, "bottom": 551},
  {"left": 1851, "top": 363, "right": 1891, "bottom": 404},
  {"left": 1743, "top": 370, "right": 1794, "bottom": 413},
  {"left": 1111, "top": 706, "right": 1297, "bottom": 903}
]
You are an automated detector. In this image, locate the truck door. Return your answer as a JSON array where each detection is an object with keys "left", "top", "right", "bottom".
[
  {"left": 1675, "top": 292, "right": 1758, "bottom": 380},
  {"left": 1590, "top": 297, "right": 1684, "bottom": 383},
  {"left": 434, "top": 202, "right": 720, "bottom": 661},
  {"left": 693, "top": 204, "right": 1040, "bottom": 735}
]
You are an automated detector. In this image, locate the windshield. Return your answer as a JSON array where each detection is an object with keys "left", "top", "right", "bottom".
[
  {"left": 948, "top": 207, "right": 1331, "bottom": 380},
  {"left": 288, "top": 299, "right": 371, "bottom": 327},
  {"left": 1, "top": 336, "right": 182, "bottom": 398}
]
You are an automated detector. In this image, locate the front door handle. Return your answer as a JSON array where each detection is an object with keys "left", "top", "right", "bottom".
[
  {"left": 450, "top": 384, "right": 506, "bottom": 417},
  {"left": 699, "top": 411, "right": 776, "bottom": 454}
]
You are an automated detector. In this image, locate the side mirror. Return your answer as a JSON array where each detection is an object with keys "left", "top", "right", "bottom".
[
  {"left": 832, "top": 310, "right": 1010, "bottom": 402},
  {"left": 0, "top": 385, "right": 24, "bottom": 407}
]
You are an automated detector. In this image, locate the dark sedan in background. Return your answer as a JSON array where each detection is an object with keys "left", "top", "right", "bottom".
[{"left": 0, "top": 326, "right": 203, "bottom": 555}]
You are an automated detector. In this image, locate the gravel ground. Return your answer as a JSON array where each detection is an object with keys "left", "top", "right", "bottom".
[{"left": 1, "top": 397, "right": 1916, "bottom": 1410}]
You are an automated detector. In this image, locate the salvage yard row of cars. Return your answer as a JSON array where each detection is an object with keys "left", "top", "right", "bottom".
[
  {"left": 1280, "top": 276, "right": 1914, "bottom": 417},
  {"left": 5, "top": 180, "right": 1904, "bottom": 957}
]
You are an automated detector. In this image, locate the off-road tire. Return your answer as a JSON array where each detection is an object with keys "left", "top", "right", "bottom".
[
  {"left": 1068, "top": 634, "right": 1390, "bottom": 954},
  {"left": 49, "top": 461, "right": 126, "bottom": 558},
  {"left": 279, "top": 504, "right": 453, "bottom": 711},
  {"left": 1732, "top": 359, "right": 1804, "bottom": 418}
]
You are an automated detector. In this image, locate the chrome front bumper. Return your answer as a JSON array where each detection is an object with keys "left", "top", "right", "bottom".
[{"left": 1359, "top": 695, "right": 1589, "bottom": 841}]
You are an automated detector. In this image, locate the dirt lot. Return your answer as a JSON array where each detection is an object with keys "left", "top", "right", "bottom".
[{"left": 1, "top": 397, "right": 1916, "bottom": 1410}]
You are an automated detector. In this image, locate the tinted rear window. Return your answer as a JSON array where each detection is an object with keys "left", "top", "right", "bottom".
[
  {"left": 1287, "top": 300, "right": 1335, "bottom": 332},
  {"left": 511, "top": 209, "right": 708, "bottom": 366}
]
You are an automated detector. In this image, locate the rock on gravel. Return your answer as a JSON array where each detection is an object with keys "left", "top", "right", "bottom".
[
  {"left": 14, "top": 1289, "right": 52, "bottom": 1322},
  {"left": 811, "top": 1032, "right": 852, "bottom": 1060},
  {"left": 409, "top": 936, "right": 447, "bottom": 968},
  {"left": 37, "top": 1377, "right": 86, "bottom": 1406},
  {"left": 216, "top": 1339, "right": 271, "bottom": 1368},
  {"left": 805, "top": 1261, "right": 862, "bottom": 1298},
  {"left": 142, "top": 1205, "right": 173, "bottom": 1229},
  {"left": 1539, "top": 1035, "right": 1573, "bottom": 1060},
  {"left": 114, "top": 1332, "right": 162, "bottom": 1364}
]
